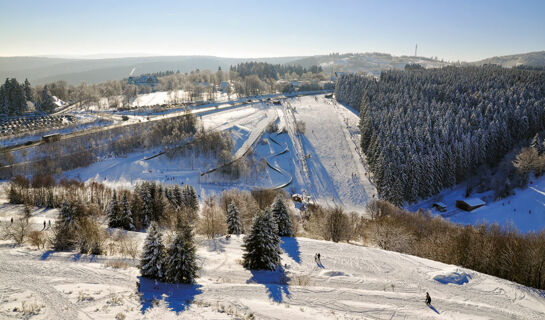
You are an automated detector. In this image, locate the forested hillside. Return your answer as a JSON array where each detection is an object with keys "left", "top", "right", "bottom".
[{"left": 336, "top": 66, "right": 545, "bottom": 204}]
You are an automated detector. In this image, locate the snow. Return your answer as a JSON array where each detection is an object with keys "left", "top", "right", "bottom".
[
  {"left": 458, "top": 198, "right": 486, "bottom": 208},
  {"left": 60, "top": 94, "right": 375, "bottom": 212},
  {"left": 1, "top": 221, "right": 545, "bottom": 319},
  {"left": 411, "top": 174, "right": 545, "bottom": 233},
  {"left": 286, "top": 96, "right": 376, "bottom": 212}
]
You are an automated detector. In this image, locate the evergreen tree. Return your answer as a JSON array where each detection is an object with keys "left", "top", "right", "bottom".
[
  {"left": 52, "top": 200, "right": 79, "bottom": 251},
  {"left": 242, "top": 209, "right": 281, "bottom": 271},
  {"left": 182, "top": 185, "right": 198, "bottom": 211},
  {"left": 165, "top": 219, "right": 198, "bottom": 283},
  {"left": 140, "top": 222, "right": 167, "bottom": 280},
  {"left": 139, "top": 184, "right": 153, "bottom": 227},
  {"left": 23, "top": 78, "right": 33, "bottom": 102},
  {"left": 226, "top": 201, "right": 243, "bottom": 235},
  {"left": 119, "top": 193, "right": 135, "bottom": 230},
  {"left": 173, "top": 185, "right": 183, "bottom": 209},
  {"left": 107, "top": 191, "right": 121, "bottom": 228},
  {"left": 271, "top": 196, "right": 292, "bottom": 237},
  {"left": 38, "top": 85, "right": 56, "bottom": 113}
]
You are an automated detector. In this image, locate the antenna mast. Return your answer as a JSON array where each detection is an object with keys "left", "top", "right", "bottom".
[{"left": 414, "top": 44, "right": 418, "bottom": 57}]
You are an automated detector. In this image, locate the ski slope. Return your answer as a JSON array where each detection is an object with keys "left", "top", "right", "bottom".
[
  {"left": 287, "top": 96, "right": 376, "bottom": 211},
  {"left": 1, "top": 230, "right": 544, "bottom": 319},
  {"left": 61, "top": 94, "right": 376, "bottom": 211}
]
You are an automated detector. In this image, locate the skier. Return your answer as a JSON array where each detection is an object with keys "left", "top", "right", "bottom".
[
  {"left": 48, "top": 220, "right": 51, "bottom": 228},
  {"left": 43, "top": 221, "right": 46, "bottom": 230},
  {"left": 10, "top": 217, "right": 13, "bottom": 224},
  {"left": 425, "top": 292, "right": 431, "bottom": 305}
]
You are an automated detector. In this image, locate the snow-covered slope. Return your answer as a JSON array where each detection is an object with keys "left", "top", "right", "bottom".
[
  {"left": 287, "top": 96, "right": 376, "bottom": 211},
  {"left": 1, "top": 231, "right": 544, "bottom": 319},
  {"left": 410, "top": 174, "right": 545, "bottom": 233},
  {"left": 62, "top": 95, "right": 375, "bottom": 211}
]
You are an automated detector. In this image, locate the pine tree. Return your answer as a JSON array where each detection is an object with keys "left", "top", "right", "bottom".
[
  {"left": 52, "top": 200, "right": 77, "bottom": 251},
  {"left": 23, "top": 78, "right": 33, "bottom": 102},
  {"left": 165, "top": 219, "right": 198, "bottom": 283},
  {"left": 173, "top": 185, "right": 183, "bottom": 209},
  {"left": 139, "top": 184, "right": 153, "bottom": 227},
  {"left": 182, "top": 185, "right": 198, "bottom": 211},
  {"left": 271, "top": 196, "right": 292, "bottom": 237},
  {"left": 242, "top": 209, "right": 281, "bottom": 271},
  {"left": 107, "top": 191, "right": 121, "bottom": 228},
  {"left": 118, "top": 193, "right": 135, "bottom": 230},
  {"left": 226, "top": 201, "right": 243, "bottom": 235},
  {"left": 140, "top": 222, "right": 167, "bottom": 280}
]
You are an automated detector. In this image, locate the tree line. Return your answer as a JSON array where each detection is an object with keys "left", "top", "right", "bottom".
[
  {"left": 335, "top": 66, "right": 545, "bottom": 204},
  {"left": 0, "top": 78, "right": 57, "bottom": 115}
]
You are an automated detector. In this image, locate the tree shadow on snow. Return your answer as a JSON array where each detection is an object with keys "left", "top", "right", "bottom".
[
  {"left": 299, "top": 135, "right": 341, "bottom": 203},
  {"left": 138, "top": 277, "right": 202, "bottom": 313},
  {"left": 247, "top": 268, "right": 290, "bottom": 303},
  {"left": 40, "top": 250, "right": 55, "bottom": 260},
  {"left": 428, "top": 304, "right": 440, "bottom": 314},
  {"left": 204, "top": 237, "right": 229, "bottom": 253},
  {"left": 280, "top": 237, "right": 301, "bottom": 264}
]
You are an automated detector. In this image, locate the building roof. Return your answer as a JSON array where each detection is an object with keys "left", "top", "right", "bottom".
[
  {"left": 458, "top": 198, "right": 485, "bottom": 207},
  {"left": 432, "top": 202, "right": 447, "bottom": 208}
]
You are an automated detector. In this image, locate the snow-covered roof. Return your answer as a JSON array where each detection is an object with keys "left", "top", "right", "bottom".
[
  {"left": 459, "top": 198, "right": 485, "bottom": 207},
  {"left": 432, "top": 202, "right": 447, "bottom": 208}
]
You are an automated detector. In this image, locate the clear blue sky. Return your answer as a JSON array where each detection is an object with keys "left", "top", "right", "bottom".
[{"left": 0, "top": 0, "right": 544, "bottom": 61}]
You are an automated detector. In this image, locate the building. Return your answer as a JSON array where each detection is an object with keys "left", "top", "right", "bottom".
[
  {"left": 128, "top": 75, "right": 159, "bottom": 88},
  {"left": 432, "top": 202, "right": 447, "bottom": 212},
  {"left": 456, "top": 198, "right": 486, "bottom": 211}
]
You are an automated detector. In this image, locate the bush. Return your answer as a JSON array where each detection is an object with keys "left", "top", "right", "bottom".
[
  {"left": 197, "top": 198, "right": 226, "bottom": 239},
  {"left": 1, "top": 218, "right": 31, "bottom": 245},
  {"left": 28, "top": 230, "right": 47, "bottom": 249}
]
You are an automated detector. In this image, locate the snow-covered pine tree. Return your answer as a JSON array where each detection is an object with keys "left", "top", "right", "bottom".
[
  {"left": 107, "top": 191, "right": 121, "bottom": 228},
  {"left": 52, "top": 200, "right": 77, "bottom": 251},
  {"left": 173, "top": 185, "right": 183, "bottom": 209},
  {"left": 242, "top": 209, "right": 281, "bottom": 271},
  {"left": 165, "top": 219, "right": 198, "bottom": 284},
  {"left": 182, "top": 185, "right": 198, "bottom": 211},
  {"left": 271, "top": 196, "right": 292, "bottom": 237},
  {"left": 118, "top": 193, "right": 135, "bottom": 231},
  {"left": 226, "top": 201, "right": 243, "bottom": 235},
  {"left": 139, "top": 185, "right": 153, "bottom": 228},
  {"left": 140, "top": 222, "right": 167, "bottom": 280}
]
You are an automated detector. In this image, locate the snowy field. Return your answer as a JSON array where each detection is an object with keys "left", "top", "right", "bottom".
[
  {"left": 1, "top": 206, "right": 544, "bottom": 320},
  {"left": 410, "top": 174, "right": 545, "bottom": 233},
  {"left": 62, "top": 95, "right": 376, "bottom": 212}
]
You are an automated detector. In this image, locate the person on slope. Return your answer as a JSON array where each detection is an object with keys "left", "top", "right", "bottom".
[{"left": 425, "top": 292, "right": 431, "bottom": 305}]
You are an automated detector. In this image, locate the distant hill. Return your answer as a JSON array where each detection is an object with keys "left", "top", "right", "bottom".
[
  {"left": 2, "top": 51, "right": 543, "bottom": 85},
  {"left": 0, "top": 55, "right": 302, "bottom": 85},
  {"left": 286, "top": 53, "right": 451, "bottom": 76},
  {"left": 472, "top": 51, "right": 545, "bottom": 68}
]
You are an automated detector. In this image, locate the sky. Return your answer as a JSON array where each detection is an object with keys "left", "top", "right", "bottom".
[{"left": 0, "top": 0, "right": 544, "bottom": 61}]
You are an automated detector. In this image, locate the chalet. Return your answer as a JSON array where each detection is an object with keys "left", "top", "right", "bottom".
[
  {"left": 456, "top": 198, "right": 486, "bottom": 211},
  {"left": 432, "top": 202, "right": 447, "bottom": 212},
  {"left": 128, "top": 75, "right": 159, "bottom": 88}
]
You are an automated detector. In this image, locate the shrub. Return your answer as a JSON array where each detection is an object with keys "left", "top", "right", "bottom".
[{"left": 197, "top": 198, "right": 226, "bottom": 239}]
